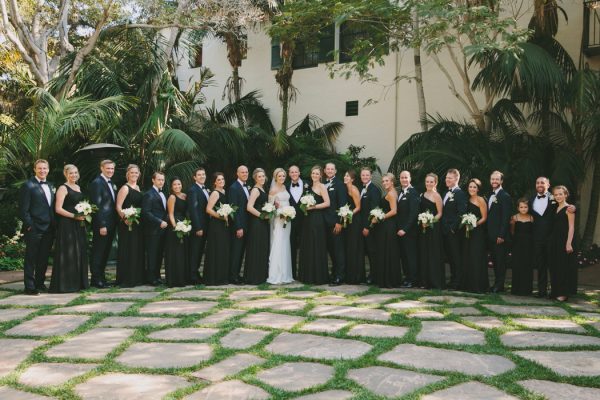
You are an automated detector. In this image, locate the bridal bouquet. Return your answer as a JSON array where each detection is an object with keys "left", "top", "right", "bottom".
[
  {"left": 418, "top": 210, "right": 436, "bottom": 233},
  {"left": 277, "top": 206, "right": 296, "bottom": 228},
  {"left": 122, "top": 206, "right": 141, "bottom": 231},
  {"left": 74, "top": 200, "right": 98, "bottom": 227},
  {"left": 174, "top": 219, "right": 192, "bottom": 243},
  {"left": 299, "top": 194, "right": 316, "bottom": 215},
  {"left": 460, "top": 212, "right": 478, "bottom": 238},
  {"left": 369, "top": 207, "right": 385, "bottom": 228},
  {"left": 337, "top": 204, "right": 353, "bottom": 228},
  {"left": 260, "top": 202, "right": 277, "bottom": 220},
  {"left": 217, "top": 203, "right": 238, "bottom": 227}
]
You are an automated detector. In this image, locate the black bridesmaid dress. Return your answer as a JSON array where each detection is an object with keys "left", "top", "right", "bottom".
[
  {"left": 418, "top": 195, "right": 444, "bottom": 289},
  {"left": 50, "top": 185, "right": 89, "bottom": 293},
  {"left": 116, "top": 185, "right": 145, "bottom": 287},
  {"left": 298, "top": 189, "right": 328, "bottom": 284},
  {"left": 462, "top": 202, "right": 488, "bottom": 293},
  {"left": 510, "top": 217, "right": 533, "bottom": 295},
  {"left": 373, "top": 197, "right": 402, "bottom": 288},
  {"left": 165, "top": 196, "right": 190, "bottom": 287},
  {"left": 548, "top": 207, "right": 575, "bottom": 298},
  {"left": 345, "top": 200, "right": 365, "bottom": 284},
  {"left": 243, "top": 188, "right": 270, "bottom": 284},
  {"left": 203, "top": 191, "right": 230, "bottom": 285}
]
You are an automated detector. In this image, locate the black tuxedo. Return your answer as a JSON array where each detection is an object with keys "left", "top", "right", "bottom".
[
  {"left": 325, "top": 176, "right": 348, "bottom": 282},
  {"left": 487, "top": 188, "right": 512, "bottom": 290},
  {"left": 142, "top": 188, "right": 168, "bottom": 282},
  {"left": 441, "top": 187, "right": 467, "bottom": 287},
  {"left": 187, "top": 183, "right": 210, "bottom": 282},
  {"left": 89, "top": 175, "right": 118, "bottom": 285},
  {"left": 529, "top": 192, "right": 557, "bottom": 295},
  {"left": 19, "top": 177, "right": 55, "bottom": 290},
  {"left": 360, "top": 182, "right": 381, "bottom": 278},
  {"left": 286, "top": 180, "right": 305, "bottom": 279},
  {"left": 229, "top": 180, "right": 249, "bottom": 282},
  {"left": 396, "top": 186, "right": 419, "bottom": 284}
]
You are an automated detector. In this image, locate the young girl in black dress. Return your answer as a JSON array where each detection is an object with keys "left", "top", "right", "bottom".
[
  {"left": 165, "top": 178, "right": 189, "bottom": 287},
  {"left": 510, "top": 198, "right": 534, "bottom": 296},
  {"left": 548, "top": 186, "right": 575, "bottom": 301}
]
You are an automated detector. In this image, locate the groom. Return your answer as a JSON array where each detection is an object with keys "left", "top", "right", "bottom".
[
  {"left": 229, "top": 165, "right": 249, "bottom": 284},
  {"left": 324, "top": 162, "right": 348, "bottom": 285},
  {"left": 187, "top": 167, "right": 210, "bottom": 284},
  {"left": 286, "top": 165, "right": 304, "bottom": 279}
]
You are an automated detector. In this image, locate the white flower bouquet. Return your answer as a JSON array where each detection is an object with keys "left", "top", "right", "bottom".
[
  {"left": 299, "top": 194, "right": 316, "bottom": 215},
  {"left": 217, "top": 203, "right": 238, "bottom": 227},
  {"left": 460, "top": 212, "right": 478, "bottom": 238},
  {"left": 369, "top": 207, "right": 386, "bottom": 228},
  {"left": 174, "top": 219, "right": 192, "bottom": 243},
  {"left": 337, "top": 204, "right": 353, "bottom": 228},
  {"left": 122, "top": 206, "right": 141, "bottom": 231},
  {"left": 261, "top": 202, "right": 277, "bottom": 220},
  {"left": 418, "top": 210, "right": 436, "bottom": 233},
  {"left": 277, "top": 205, "right": 297, "bottom": 228},
  {"left": 74, "top": 200, "right": 98, "bottom": 226}
]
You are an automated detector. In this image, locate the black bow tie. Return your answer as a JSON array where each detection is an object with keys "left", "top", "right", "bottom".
[
  {"left": 292, "top": 182, "right": 299, "bottom": 187},
  {"left": 200, "top": 185, "right": 205, "bottom": 190},
  {"left": 39, "top": 181, "right": 47, "bottom": 185},
  {"left": 157, "top": 188, "right": 163, "bottom": 193},
  {"left": 107, "top": 180, "right": 113, "bottom": 185},
  {"left": 326, "top": 179, "right": 332, "bottom": 184},
  {"left": 537, "top": 194, "right": 546, "bottom": 199}
]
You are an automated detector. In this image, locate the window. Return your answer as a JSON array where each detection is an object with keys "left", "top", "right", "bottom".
[
  {"left": 270, "top": 24, "right": 335, "bottom": 70},
  {"left": 292, "top": 42, "right": 319, "bottom": 69},
  {"left": 346, "top": 100, "right": 359, "bottom": 116},
  {"left": 318, "top": 24, "right": 335, "bottom": 63},
  {"left": 339, "top": 21, "right": 389, "bottom": 64}
]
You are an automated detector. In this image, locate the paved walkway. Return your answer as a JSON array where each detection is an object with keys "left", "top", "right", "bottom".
[{"left": 1, "top": 281, "right": 600, "bottom": 399}]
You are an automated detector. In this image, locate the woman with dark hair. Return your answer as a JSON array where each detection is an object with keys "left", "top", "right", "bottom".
[
  {"left": 548, "top": 185, "right": 575, "bottom": 301},
  {"left": 244, "top": 168, "right": 270, "bottom": 284},
  {"left": 203, "top": 172, "right": 231, "bottom": 285},
  {"left": 343, "top": 169, "right": 364, "bottom": 283},
  {"left": 164, "top": 177, "right": 189, "bottom": 287},
  {"left": 461, "top": 178, "right": 488, "bottom": 293}
]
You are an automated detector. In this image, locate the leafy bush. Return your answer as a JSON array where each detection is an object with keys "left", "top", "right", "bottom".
[{"left": 0, "top": 220, "right": 25, "bottom": 271}]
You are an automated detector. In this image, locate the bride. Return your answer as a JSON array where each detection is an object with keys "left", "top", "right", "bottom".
[{"left": 267, "top": 168, "right": 294, "bottom": 284}]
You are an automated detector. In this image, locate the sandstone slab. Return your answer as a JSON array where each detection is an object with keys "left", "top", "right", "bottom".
[
  {"left": 449, "top": 307, "right": 482, "bottom": 316},
  {"left": 408, "top": 310, "right": 444, "bottom": 319},
  {"left": 313, "top": 295, "right": 347, "bottom": 304},
  {"left": 191, "top": 353, "right": 264, "bottom": 382},
  {"left": 196, "top": 309, "right": 245, "bottom": 324},
  {"left": 19, "top": 362, "right": 98, "bottom": 387},
  {"left": 300, "top": 318, "right": 349, "bottom": 333},
  {"left": 0, "top": 293, "right": 79, "bottom": 306},
  {"left": 241, "top": 312, "right": 303, "bottom": 329},
  {"left": 462, "top": 316, "right": 504, "bottom": 329},
  {"left": 316, "top": 284, "right": 365, "bottom": 295},
  {"left": 348, "top": 366, "right": 443, "bottom": 398},
  {"left": 421, "top": 382, "right": 517, "bottom": 400},
  {"left": 0, "top": 387, "right": 50, "bottom": 400},
  {"left": 6, "top": 314, "right": 89, "bottom": 337},
  {"left": 515, "top": 350, "right": 600, "bottom": 376},
  {"left": 309, "top": 305, "right": 390, "bottom": 321},
  {"left": 353, "top": 294, "right": 399, "bottom": 305},
  {"left": 512, "top": 318, "right": 585, "bottom": 332},
  {"left": 0, "top": 308, "right": 38, "bottom": 322},
  {"left": 139, "top": 300, "right": 217, "bottom": 315},
  {"left": 46, "top": 328, "right": 133, "bottom": 359},
  {"left": 0, "top": 338, "right": 45, "bottom": 378},
  {"left": 98, "top": 316, "right": 179, "bottom": 327},
  {"left": 184, "top": 380, "right": 269, "bottom": 400},
  {"left": 147, "top": 327, "right": 219, "bottom": 341},
  {"left": 347, "top": 324, "right": 408, "bottom": 338},
  {"left": 229, "top": 290, "right": 276, "bottom": 300},
  {"left": 500, "top": 294, "right": 554, "bottom": 305},
  {"left": 169, "top": 289, "right": 224, "bottom": 299},
  {"left": 518, "top": 379, "right": 600, "bottom": 400},
  {"left": 257, "top": 362, "right": 333, "bottom": 391},
  {"left": 420, "top": 295, "right": 479, "bottom": 305},
  {"left": 75, "top": 372, "right": 190, "bottom": 400},
  {"left": 417, "top": 321, "right": 486, "bottom": 345},
  {"left": 220, "top": 328, "right": 270, "bottom": 349},
  {"left": 86, "top": 292, "right": 159, "bottom": 301},
  {"left": 266, "top": 332, "right": 372, "bottom": 360},
  {"left": 238, "top": 297, "right": 306, "bottom": 311},
  {"left": 386, "top": 300, "right": 437, "bottom": 310},
  {"left": 484, "top": 305, "right": 568, "bottom": 316},
  {"left": 116, "top": 342, "right": 212, "bottom": 368},
  {"left": 285, "top": 291, "right": 320, "bottom": 298},
  {"left": 294, "top": 390, "right": 353, "bottom": 400},
  {"left": 501, "top": 331, "right": 600, "bottom": 348},
  {"left": 54, "top": 302, "right": 133, "bottom": 314}
]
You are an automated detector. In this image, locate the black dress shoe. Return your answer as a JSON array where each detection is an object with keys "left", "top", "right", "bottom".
[
  {"left": 36, "top": 284, "right": 48, "bottom": 292},
  {"left": 401, "top": 282, "right": 414, "bottom": 288},
  {"left": 537, "top": 292, "right": 548, "bottom": 298},
  {"left": 490, "top": 286, "right": 505, "bottom": 294},
  {"left": 101, "top": 281, "right": 113, "bottom": 288},
  {"left": 365, "top": 278, "right": 373, "bottom": 285},
  {"left": 24, "top": 288, "right": 39, "bottom": 295},
  {"left": 151, "top": 279, "right": 164, "bottom": 286},
  {"left": 329, "top": 278, "right": 342, "bottom": 286},
  {"left": 91, "top": 281, "right": 105, "bottom": 289}
]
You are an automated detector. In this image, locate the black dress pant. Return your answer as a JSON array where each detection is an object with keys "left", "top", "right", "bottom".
[
  {"left": 24, "top": 229, "right": 54, "bottom": 289},
  {"left": 327, "top": 226, "right": 346, "bottom": 281},
  {"left": 290, "top": 219, "right": 302, "bottom": 279},
  {"left": 533, "top": 239, "right": 549, "bottom": 294},
  {"left": 399, "top": 233, "right": 418, "bottom": 284},
  {"left": 364, "top": 231, "right": 377, "bottom": 280},
  {"left": 489, "top": 239, "right": 507, "bottom": 290},
  {"left": 229, "top": 234, "right": 246, "bottom": 281},
  {"left": 90, "top": 227, "right": 116, "bottom": 284},
  {"left": 145, "top": 232, "right": 165, "bottom": 283},
  {"left": 443, "top": 231, "right": 461, "bottom": 286},
  {"left": 189, "top": 233, "right": 207, "bottom": 282}
]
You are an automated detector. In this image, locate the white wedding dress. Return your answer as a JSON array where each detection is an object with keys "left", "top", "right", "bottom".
[{"left": 267, "top": 190, "right": 294, "bottom": 284}]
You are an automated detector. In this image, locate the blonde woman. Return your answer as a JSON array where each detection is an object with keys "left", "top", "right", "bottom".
[
  {"left": 244, "top": 168, "right": 270, "bottom": 284},
  {"left": 267, "top": 167, "right": 294, "bottom": 284},
  {"left": 372, "top": 173, "right": 399, "bottom": 288},
  {"left": 418, "top": 173, "right": 444, "bottom": 289}
]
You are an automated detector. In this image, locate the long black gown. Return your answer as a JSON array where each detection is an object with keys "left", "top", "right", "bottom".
[
  {"left": 345, "top": 200, "right": 365, "bottom": 284},
  {"left": 511, "top": 218, "right": 533, "bottom": 295},
  {"left": 243, "top": 188, "right": 269, "bottom": 284},
  {"left": 50, "top": 185, "right": 89, "bottom": 293},
  {"left": 418, "top": 196, "right": 444, "bottom": 289},
  {"left": 548, "top": 207, "right": 575, "bottom": 298},
  {"left": 462, "top": 202, "right": 488, "bottom": 293},
  {"left": 373, "top": 197, "right": 402, "bottom": 288},
  {"left": 299, "top": 189, "right": 328, "bottom": 284},
  {"left": 116, "top": 185, "right": 145, "bottom": 287},
  {"left": 203, "top": 191, "right": 230, "bottom": 285},
  {"left": 164, "top": 196, "right": 189, "bottom": 287}
]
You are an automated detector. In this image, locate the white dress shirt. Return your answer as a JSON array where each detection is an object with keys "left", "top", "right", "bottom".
[
  {"left": 239, "top": 179, "right": 249, "bottom": 199},
  {"left": 197, "top": 182, "right": 209, "bottom": 200},
  {"left": 289, "top": 179, "right": 303, "bottom": 203},
  {"left": 102, "top": 174, "right": 115, "bottom": 200},
  {"left": 443, "top": 185, "right": 459, "bottom": 205},
  {"left": 361, "top": 181, "right": 371, "bottom": 196},
  {"left": 36, "top": 177, "right": 52, "bottom": 206},
  {"left": 154, "top": 186, "right": 166, "bottom": 209},
  {"left": 398, "top": 185, "right": 411, "bottom": 201},
  {"left": 488, "top": 187, "right": 502, "bottom": 209},
  {"left": 533, "top": 192, "right": 549, "bottom": 215}
]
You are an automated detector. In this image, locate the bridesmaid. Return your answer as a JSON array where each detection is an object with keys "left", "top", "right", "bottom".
[
  {"left": 164, "top": 178, "right": 189, "bottom": 287},
  {"left": 548, "top": 185, "right": 575, "bottom": 301},
  {"left": 462, "top": 178, "right": 488, "bottom": 293},
  {"left": 343, "top": 170, "right": 364, "bottom": 284},
  {"left": 115, "top": 164, "right": 145, "bottom": 287},
  {"left": 298, "top": 165, "right": 330, "bottom": 284},
  {"left": 204, "top": 173, "right": 231, "bottom": 285},
  {"left": 418, "top": 173, "right": 444, "bottom": 289},
  {"left": 371, "top": 173, "right": 400, "bottom": 288},
  {"left": 510, "top": 198, "right": 534, "bottom": 295},
  {"left": 244, "top": 168, "right": 270, "bottom": 284},
  {"left": 50, "top": 165, "right": 89, "bottom": 293}
]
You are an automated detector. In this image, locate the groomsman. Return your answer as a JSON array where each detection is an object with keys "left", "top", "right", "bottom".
[
  {"left": 19, "top": 159, "right": 55, "bottom": 295},
  {"left": 142, "top": 172, "right": 168, "bottom": 286},
  {"left": 89, "top": 160, "right": 118, "bottom": 288},
  {"left": 324, "top": 162, "right": 348, "bottom": 285},
  {"left": 360, "top": 167, "right": 381, "bottom": 284},
  {"left": 441, "top": 168, "right": 467, "bottom": 289},
  {"left": 487, "top": 170, "right": 512, "bottom": 293},
  {"left": 286, "top": 165, "right": 304, "bottom": 279},
  {"left": 396, "top": 171, "right": 419, "bottom": 288},
  {"left": 187, "top": 167, "right": 210, "bottom": 284},
  {"left": 229, "top": 165, "right": 250, "bottom": 284}
]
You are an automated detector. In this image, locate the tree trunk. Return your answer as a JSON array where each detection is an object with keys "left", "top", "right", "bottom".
[
  {"left": 275, "top": 40, "right": 294, "bottom": 133},
  {"left": 412, "top": 14, "right": 428, "bottom": 131},
  {"left": 582, "top": 155, "right": 600, "bottom": 248}
]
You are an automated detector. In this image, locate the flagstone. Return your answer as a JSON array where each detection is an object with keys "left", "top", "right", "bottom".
[
  {"left": 386, "top": 300, "right": 439, "bottom": 311},
  {"left": 75, "top": 373, "right": 190, "bottom": 400},
  {"left": 19, "top": 362, "right": 98, "bottom": 387},
  {"left": 266, "top": 332, "right": 372, "bottom": 360},
  {"left": 353, "top": 294, "right": 399, "bottom": 305},
  {"left": 293, "top": 390, "right": 353, "bottom": 400},
  {"left": 256, "top": 362, "right": 334, "bottom": 391},
  {"left": 119, "top": 285, "right": 157, "bottom": 292},
  {"left": 86, "top": 292, "right": 159, "bottom": 300},
  {"left": 241, "top": 312, "right": 304, "bottom": 329},
  {"left": 408, "top": 310, "right": 444, "bottom": 319},
  {"left": 579, "top": 312, "right": 600, "bottom": 319},
  {"left": 421, "top": 382, "right": 518, "bottom": 400},
  {"left": 116, "top": 342, "right": 212, "bottom": 368},
  {"left": 228, "top": 290, "right": 276, "bottom": 300},
  {"left": 196, "top": 309, "right": 245, "bottom": 324},
  {"left": 285, "top": 291, "right": 320, "bottom": 298},
  {"left": 449, "top": 307, "right": 482, "bottom": 315},
  {"left": 220, "top": 328, "right": 270, "bottom": 349},
  {"left": 309, "top": 305, "right": 390, "bottom": 321},
  {"left": 348, "top": 366, "right": 444, "bottom": 398},
  {"left": 98, "top": 316, "right": 179, "bottom": 327},
  {"left": 420, "top": 295, "right": 479, "bottom": 305},
  {"left": 46, "top": 328, "right": 133, "bottom": 359},
  {"left": 237, "top": 297, "right": 306, "bottom": 311},
  {"left": 518, "top": 379, "right": 600, "bottom": 400},
  {"left": 191, "top": 353, "right": 265, "bottom": 382},
  {"left": 0, "top": 338, "right": 45, "bottom": 378},
  {"left": 147, "top": 327, "right": 219, "bottom": 341},
  {"left": 462, "top": 316, "right": 504, "bottom": 329},
  {"left": 184, "top": 380, "right": 269, "bottom": 400},
  {"left": 300, "top": 318, "right": 350, "bottom": 333},
  {"left": 515, "top": 350, "right": 600, "bottom": 376},
  {"left": 169, "top": 289, "right": 225, "bottom": 299},
  {"left": 6, "top": 315, "right": 89, "bottom": 337},
  {"left": 0, "top": 308, "right": 38, "bottom": 322},
  {"left": 139, "top": 300, "right": 217, "bottom": 315},
  {"left": 313, "top": 295, "right": 347, "bottom": 304},
  {"left": 315, "top": 284, "right": 365, "bottom": 295},
  {"left": 512, "top": 318, "right": 585, "bottom": 332},
  {"left": 590, "top": 321, "right": 600, "bottom": 331},
  {"left": 501, "top": 331, "right": 600, "bottom": 348},
  {"left": 500, "top": 294, "right": 554, "bottom": 305},
  {"left": 483, "top": 304, "right": 568, "bottom": 316},
  {"left": 54, "top": 302, "right": 134, "bottom": 314},
  {"left": 378, "top": 344, "right": 515, "bottom": 376},
  {"left": 0, "top": 293, "right": 79, "bottom": 306},
  {"left": 569, "top": 302, "right": 600, "bottom": 312},
  {"left": 417, "top": 321, "right": 486, "bottom": 345},
  {"left": 347, "top": 324, "right": 408, "bottom": 338},
  {"left": 0, "top": 387, "right": 51, "bottom": 400}
]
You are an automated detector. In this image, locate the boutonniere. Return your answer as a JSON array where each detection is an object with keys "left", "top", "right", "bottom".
[
  {"left": 51, "top": 187, "right": 56, "bottom": 194},
  {"left": 112, "top": 184, "right": 118, "bottom": 191},
  {"left": 492, "top": 196, "right": 498, "bottom": 204},
  {"left": 304, "top": 184, "right": 309, "bottom": 190},
  {"left": 401, "top": 197, "right": 407, "bottom": 201},
  {"left": 328, "top": 187, "right": 335, "bottom": 191},
  {"left": 448, "top": 192, "right": 455, "bottom": 202}
]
